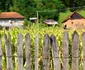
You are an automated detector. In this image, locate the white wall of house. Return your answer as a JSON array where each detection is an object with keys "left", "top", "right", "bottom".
[{"left": 0, "top": 19, "right": 24, "bottom": 27}]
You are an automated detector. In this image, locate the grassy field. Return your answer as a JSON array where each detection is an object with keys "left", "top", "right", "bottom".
[
  {"left": 58, "top": 10, "right": 85, "bottom": 24},
  {"left": 58, "top": 10, "right": 71, "bottom": 23}
]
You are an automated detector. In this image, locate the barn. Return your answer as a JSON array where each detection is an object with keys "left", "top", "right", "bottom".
[{"left": 62, "top": 11, "right": 85, "bottom": 29}]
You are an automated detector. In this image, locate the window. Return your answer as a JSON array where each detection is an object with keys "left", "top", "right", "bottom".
[
  {"left": 64, "top": 25, "right": 67, "bottom": 29},
  {"left": 9, "top": 20, "right": 13, "bottom": 24},
  {"left": 71, "top": 22, "right": 73, "bottom": 24}
]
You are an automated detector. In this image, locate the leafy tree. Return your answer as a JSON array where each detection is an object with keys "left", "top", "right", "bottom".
[
  {"left": 38, "top": 0, "right": 65, "bottom": 21},
  {"left": 61, "top": 0, "right": 85, "bottom": 11},
  {"left": 0, "top": 0, "right": 65, "bottom": 21},
  {"left": 9, "top": 0, "right": 19, "bottom": 12}
]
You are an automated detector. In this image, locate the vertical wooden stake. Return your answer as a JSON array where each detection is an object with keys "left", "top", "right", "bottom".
[
  {"left": 62, "top": 31, "right": 69, "bottom": 70},
  {"left": 82, "top": 32, "right": 85, "bottom": 70},
  {"left": 25, "top": 33, "right": 31, "bottom": 70},
  {"left": 17, "top": 34, "right": 23, "bottom": 70},
  {"left": 51, "top": 34, "right": 60, "bottom": 70},
  {"left": 72, "top": 31, "right": 79, "bottom": 70},
  {"left": 4, "top": 34, "right": 13, "bottom": 70},
  {"left": 43, "top": 34, "right": 50, "bottom": 70}
]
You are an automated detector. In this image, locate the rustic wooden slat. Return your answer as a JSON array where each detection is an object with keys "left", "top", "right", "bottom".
[
  {"left": 35, "top": 34, "right": 39, "bottom": 70},
  {"left": 0, "top": 36, "right": 2, "bottom": 70},
  {"left": 51, "top": 34, "right": 60, "bottom": 70},
  {"left": 43, "top": 34, "right": 50, "bottom": 70},
  {"left": 4, "top": 34, "right": 13, "bottom": 70},
  {"left": 72, "top": 31, "right": 79, "bottom": 70},
  {"left": 17, "top": 34, "right": 23, "bottom": 70},
  {"left": 62, "top": 31, "right": 69, "bottom": 70},
  {"left": 25, "top": 33, "right": 31, "bottom": 70},
  {"left": 82, "top": 32, "right": 85, "bottom": 70}
]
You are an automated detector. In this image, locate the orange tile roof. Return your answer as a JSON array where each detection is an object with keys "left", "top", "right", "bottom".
[{"left": 0, "top": 12, "right": 24, "bottom": 19}]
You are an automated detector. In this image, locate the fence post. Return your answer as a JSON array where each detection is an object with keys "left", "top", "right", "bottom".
[
  {"left": 82, "top": 32, "right": 85, "bottom": 70},
  {"left": 35, "top": 34, "right": 39, "bottom": 70},
  {"left": 4, "top": 34, "right": 13, "bottom": 70},
  {"left": 72, "top": 31, "right": 79, "bottom": 70},
  {"left": 25, "top": 33, "right": 31, "bottom": 70},
  {"left": 43, "top": 34, "right": 50, "bottom": 70},
  {"left": 51, "top": 34, "right": 60, "bottom": 70},
  {"left": 0, "top": 35, "right": 2, "bottom": 70},
  {"left": 17, "top": 34, "right": 23, "bottom": 70},
  {"left": 62, "top": 31, "right": 69, "bottom": 70}
]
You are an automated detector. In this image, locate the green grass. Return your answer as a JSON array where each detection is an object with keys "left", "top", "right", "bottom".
[
  {"left": 78, "top": 10, "right": 85, "bottom": 18},
  {"left": 58, "top": 10, "right": 71, "bottom": 23}
]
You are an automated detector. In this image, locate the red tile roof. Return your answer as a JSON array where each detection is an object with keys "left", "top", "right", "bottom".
[{"left": 0, "top": 12, "right": 24, "bottom": 19}]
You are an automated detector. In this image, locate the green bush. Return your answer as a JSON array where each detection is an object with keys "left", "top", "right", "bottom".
[{"left": 0, "top": 25, "right": 3, "bottom": 30}]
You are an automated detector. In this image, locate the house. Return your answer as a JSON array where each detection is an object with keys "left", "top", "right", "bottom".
[
  {"left": 62, "top": 11, "right": 85, "bottom": 29},
  {"left": 0, "top": 12, "right": 24, "bottom": 29},
  {"left": 43, "top": 19, "right": 58, "bottom": 26}
]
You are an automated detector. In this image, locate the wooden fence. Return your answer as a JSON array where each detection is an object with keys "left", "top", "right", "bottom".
[{"left": 0, "top": 31, "right": 85, "bottom": 70}]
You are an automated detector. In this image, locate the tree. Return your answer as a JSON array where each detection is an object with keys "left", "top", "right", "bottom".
[
  {"left": 61, "top": 0, "right": 85, "bottom": 11},
  {"left": 9, "top": 0, "right": 19, "bottom": 12},
  {"left": 0, "top": 0, "right": 65, "bottom": 21},
  {"left": 38, "top": 0, "right": 65, "bottom": 20}
]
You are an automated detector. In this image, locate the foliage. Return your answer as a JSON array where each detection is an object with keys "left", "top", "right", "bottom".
[
  {"left": 0, "top": 0, "right": 85, "bottom": 20},
  {"left": 0, "top": 0, "right": 65, "bottom": 22},
  {"left": 61, "top": 0, "right": 85, "bottom": 11},
  {"left": 23, "top": 19, "right": 31, "bottom": 27},
  {"left": 58, "top": 10, "right": 71, "bottom": 23},
  {"left": 0, "top": 25, "right": 3, "bottom": 30}
]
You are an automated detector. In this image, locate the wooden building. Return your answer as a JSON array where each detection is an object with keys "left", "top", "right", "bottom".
[
  {"left": 62, "top": 11, "right": 85, "bottom": 29},
  {"left": 0, "top": 12, "right": 24, "bottom": 29}
]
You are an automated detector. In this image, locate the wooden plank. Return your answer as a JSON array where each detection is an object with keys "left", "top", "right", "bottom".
[
  {"left": 43, "top": 34, "right": 50, "bottom": 70},
  {"left": 17, "top": 34, "right": 23, "bottom": 70},
  {"left": 72, "top": 31, "right": 79, "bottom": 70},
  {"left": 25, "top": 33, "right": 31, "bottom": 70},
  {"left": 4, "top": 34, "right": 13, "bottom": 70},
  {"left": 35, "top": 34, "right": 39, "bottom": 70},
  {"left": 0, "top": 35, "right": 2, "bottom": 70},
  {"left": 51, "top": 34, "right": 60, "bottom": 70},
  {"left": 62, "top": 31, "right": 69, "bottom": 70},
  {"left": 82, "top": 32, "right": 85, "bottom": 70}
]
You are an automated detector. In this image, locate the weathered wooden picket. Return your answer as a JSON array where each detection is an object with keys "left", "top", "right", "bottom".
[{"left": 0, "top": 31, "right": 85, "bottom": 70}]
